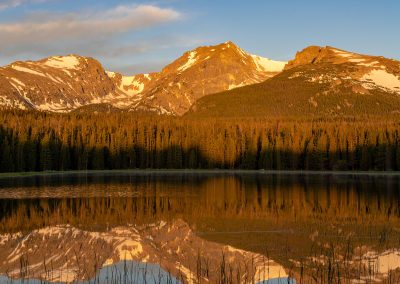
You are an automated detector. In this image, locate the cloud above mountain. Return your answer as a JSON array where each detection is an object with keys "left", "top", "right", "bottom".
[
  {"left": 0, "top": 3, "right": 182, "bottom": 66},
  {"left": 0, "top": 0, "right": 26, "bottom": 10},
  {"left": 0, "top": 0, "right": 48, "bottom": 10}
]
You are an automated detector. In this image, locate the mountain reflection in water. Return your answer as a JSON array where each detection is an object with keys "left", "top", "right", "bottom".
[{"left": 0, "top": 172, "right": 399, "bottom": 283}]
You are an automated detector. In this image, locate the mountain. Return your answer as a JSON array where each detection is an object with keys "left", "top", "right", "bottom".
[
  {"left": 187, "top": 46, "right": 400, "bottom": 118},
  {"left": 117, "top": 41, "right": 286, "bottom": 115},
  {"left": 0, "top": 220, "right": 287, "bottom": 282},
  {"left": 0, "top": 42, "right": 286, "bottom": 115},
  {"left": 0, "top": 55, "right": 120, "bottom": 112}
]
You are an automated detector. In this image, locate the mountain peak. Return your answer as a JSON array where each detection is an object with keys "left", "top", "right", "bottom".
[
  {"left": 222, "top": 41, "right": 237, "bottom": 48},
  {"left": 284, "top": 45, "right": 367, "bottom": 70},
  {"left": 160, "top": 41, "right": 286, "bottom": 77},
  {"left": 6, "top": 54, "right": 99, "bottom": 72},
  {"left": 189, "top": 41, "right": 241, "bottom": 54}
]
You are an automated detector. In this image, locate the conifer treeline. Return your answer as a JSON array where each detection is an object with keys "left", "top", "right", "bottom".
[{"left": 0, "top": 111, "right": 400, "bottom": 172}]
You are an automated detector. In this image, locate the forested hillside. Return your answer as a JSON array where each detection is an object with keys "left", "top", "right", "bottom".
[{"left": 0, "top": 111, "right": 399, "bottom": 172}]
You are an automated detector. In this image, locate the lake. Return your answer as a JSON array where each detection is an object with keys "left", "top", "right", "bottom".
[{"left": 0, "top": 171, "right": 399, "bottom": 283}]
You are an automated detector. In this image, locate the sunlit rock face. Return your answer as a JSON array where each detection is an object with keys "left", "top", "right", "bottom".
[
  {"left": 0, "top": 42, "right": 286, "bottom": 115},
  {"left": 0, "top": 220, "right": 287, "bottom": 283}
]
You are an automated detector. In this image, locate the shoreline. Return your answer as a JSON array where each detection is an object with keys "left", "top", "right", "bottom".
[{"left": 1, "top": 169, "right": 400, "bottom": 179}]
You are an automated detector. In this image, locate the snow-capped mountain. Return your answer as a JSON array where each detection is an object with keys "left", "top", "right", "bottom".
[
  {"left": 4, "top": 43, "right": 399, "bottom": 118},
  {"left": 0, "top": 55, "right": 118, "bottom": 112},
  {"left": 188, "top": 45, "right": 400, "bottom": 117},
  {"left": 0, "top": 41, "right": 286, "bottom": 115},
  {"left": 106, "top": 41, "right": 286, "bottom": 115},
  {"left": 285, "top": 46, "right": 400, "bottom": 95}
]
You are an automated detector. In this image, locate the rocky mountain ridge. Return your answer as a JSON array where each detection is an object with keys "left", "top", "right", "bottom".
[
  {"left": 0, "top": 41, "right": 286, "bottom": 115},
  {"left": 2, "top": 43, "right": 400, "bottom": 117}
]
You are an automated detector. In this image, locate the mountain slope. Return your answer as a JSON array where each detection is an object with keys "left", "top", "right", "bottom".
[
  {"left": 0, "top": 55, "right": 119, "bottom": 112},
  {"left": 186, "top": 46, "right": 400, "bottom": 118},
  {"left": 0, "top": 42, "right": 286, "bottom": 115}
]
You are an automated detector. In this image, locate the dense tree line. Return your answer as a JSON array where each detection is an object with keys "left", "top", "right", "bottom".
[{"left": 1, "top": 110, "right": 400, "bottom": 172}]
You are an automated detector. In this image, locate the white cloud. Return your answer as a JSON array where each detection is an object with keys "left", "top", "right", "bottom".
[
  {"left": 0, "top": 4, "right": 182, "bottom": 62},
  {"left": 0, "top": 4, "right": 181, "bottom": 44},
  {"left": 0, "top": 0, "right": 24, "bottom": 10},
  {"left": 0, "top": 3, "right": 187, "bottom": 73},
  {"left": 0, "top": 0, "right": 46, "bottom": 10}
]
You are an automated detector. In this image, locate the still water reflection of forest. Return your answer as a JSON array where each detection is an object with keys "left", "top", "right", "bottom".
[{"left": 0, "top": 172, "right": 399, "bottom": 283}]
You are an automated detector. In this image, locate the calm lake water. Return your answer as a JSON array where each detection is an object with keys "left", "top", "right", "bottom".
[{"left": 0, "top": 172, "right": 399, "bottom": 283}]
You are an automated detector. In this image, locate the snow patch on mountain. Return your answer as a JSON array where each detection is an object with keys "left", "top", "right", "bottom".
[
  {"left": 121, "top": 75, "right": 136, "bottom": 87},
  {"left": 331, "top": 48, "right": 355, "bottom": 58},
  {"left": 11, "top": 65, "right": 46, "bottom": 77},
  {"left": 9, "top": 77, "right": 26, "bottom": 87},
  {"left": 110, "top": 75, "right": 146, "bottom": 97},
  {"left": 228, "top": 81, "right": 247, "bottom": 90},
  {"left": 44, "top": 56, "right": 80, "bottom": 70},
  {"left": 9, "top": 82, "right": 24, "bottom": 97},
  {"left": 251, "top": 55, "right": 286, "bottom": 72},
  {"left": 106, "top": 71, "right": 117, "bottom": 78},
  {"left": 349, "top": 58, "right": 366, "bottom": 63},
  {"left": 358, "top": 61, "right": 384, "bottom": 68},
  {"left": 362, "top": 69, "right": 400, "bottom": 93},
  {"left": 37, "top": 101, "right": 69, "bottom": 112},
  {"left": 178, "top": 51, "right": 197, "bottom": 72}
]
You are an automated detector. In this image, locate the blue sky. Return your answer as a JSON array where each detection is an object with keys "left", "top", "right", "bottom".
[{"left": 0, "top": 0, "right": 399, "bottom": 74}]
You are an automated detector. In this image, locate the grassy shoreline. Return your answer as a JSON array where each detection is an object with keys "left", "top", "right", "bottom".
[{"left": 1, "top": 169, "right": 400, "bottom": 179}]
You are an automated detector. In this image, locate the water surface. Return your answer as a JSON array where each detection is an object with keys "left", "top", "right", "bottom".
[{"left": 0, "top": 172, "right": 399, "bottom": 283}]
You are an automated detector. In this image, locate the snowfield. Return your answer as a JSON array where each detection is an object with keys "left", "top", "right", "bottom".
[
  {"left": 251, "top": 54, "right": 287, "bottom": 72},
  {"left": 44, "top": 56, "right": 80, "bottom": 70},
  {"left": 362, "top": 69, "right": 400, "bottom": 92}
]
